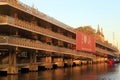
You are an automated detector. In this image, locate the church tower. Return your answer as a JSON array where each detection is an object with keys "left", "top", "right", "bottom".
[
  {"left": 96, "top": 24, "right": 104, "bottom": 41},
  {"left": 97, "top": 24, "right": 101, "bottom": 35}
]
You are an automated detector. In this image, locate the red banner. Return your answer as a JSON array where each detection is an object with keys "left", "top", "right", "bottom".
[{"left": 76, "top": 31, "right": 96, "bottom": 52}]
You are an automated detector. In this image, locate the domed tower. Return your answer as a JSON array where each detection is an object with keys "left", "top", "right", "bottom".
[{"left": 96, "top": 24, "right": 104, "bottom": 41}]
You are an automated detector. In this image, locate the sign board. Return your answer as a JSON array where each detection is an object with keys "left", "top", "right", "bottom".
[{"left": 76, "top": 31, "right": 96, "bottom": 52}]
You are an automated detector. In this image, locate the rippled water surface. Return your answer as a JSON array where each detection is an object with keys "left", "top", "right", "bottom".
[{"left": 0, "top": 63, "right": 120, "bottom": 80}]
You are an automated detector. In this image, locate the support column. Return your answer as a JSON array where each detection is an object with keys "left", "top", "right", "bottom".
[
  {"left": 70, "top": 58, "right": 73, "bottom": 67},
  {"left": 45, "top": 56, "right": 52, "bottom": 69},
  {"left": 97, "top": 56, "right": 101, "bottom": 63},
  {"left": 92, "top": 55, "right": 98, "bottom": 64},
  {"left": 88, "top": 60, "right": 93, "bottom": 64},
  {"left": 29, "top": 50, "right": 38, "bottom": 71},
  {"left": 104, "top": 57, "right": 108, "bottom": 62},
  {"left": 99, "top": 57, "right": 104, "bottom": 63},
  {"left": 8, "top": 48, "right": 18, "bottom": 74},
  {"left": 81, "top": 60, "right": 87, "bottom": 65},
  {"left": 53, "top": 57, "right": 64, "bottom": 67},
  {"left": 73, "top": 60, "right": 81, "bottom": 65},
  {"left": 64, "top": 58, "right": 73, "bottom": 67}
]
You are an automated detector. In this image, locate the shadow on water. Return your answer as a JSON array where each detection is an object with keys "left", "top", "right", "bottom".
[{"left": 0, "top": 63, "right": 120, "bottom": 80}]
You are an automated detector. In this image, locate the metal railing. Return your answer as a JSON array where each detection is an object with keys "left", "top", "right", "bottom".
[
  {"left": 0, "top": 0, "right": 75, "bottom": 33},
  {"left": 0, "top": 15, "right": 76, "bottom": 44},
  {"left": 0, "top": 16, "right": 118, "bottom": 58},
  {"left": 0, "top": 0, "right": 118, "bottom": 51},
  {"left": 0, "top": 35, "right": 95, "bottom": 59},
  {"left": 96, "top": 40, "right": 118, "bottom": 52},
  {"left": 96, "top": 47, "right": 115, "bottom": 56}
]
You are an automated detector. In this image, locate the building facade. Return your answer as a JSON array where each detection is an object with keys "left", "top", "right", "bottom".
[{"left": 0, "top": 0, "right": 119, "bottom": 74}]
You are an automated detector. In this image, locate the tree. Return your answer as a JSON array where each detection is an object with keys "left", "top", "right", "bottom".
[{"left": 75, "top": 26, "right": 96, "bottom": 36}]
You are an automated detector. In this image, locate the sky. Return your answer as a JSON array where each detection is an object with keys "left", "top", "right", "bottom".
[{"left": 19, "top": 0, "right": 120, "bottom": 48}]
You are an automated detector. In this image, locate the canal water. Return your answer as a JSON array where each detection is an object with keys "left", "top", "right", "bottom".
[{"left": 0, "top": 63, "right": 120, "bottom": 80}]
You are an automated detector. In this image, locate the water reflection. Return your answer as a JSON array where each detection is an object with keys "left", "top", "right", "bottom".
[
  {"left": 18, "top": 72, "right": 38, "bottom": 80},
  {"left": 0, "top": 63, "right": 120, "bottom": 80},
  {"left": 0, "top": 75, "right": 18, "bottom": 80}
]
